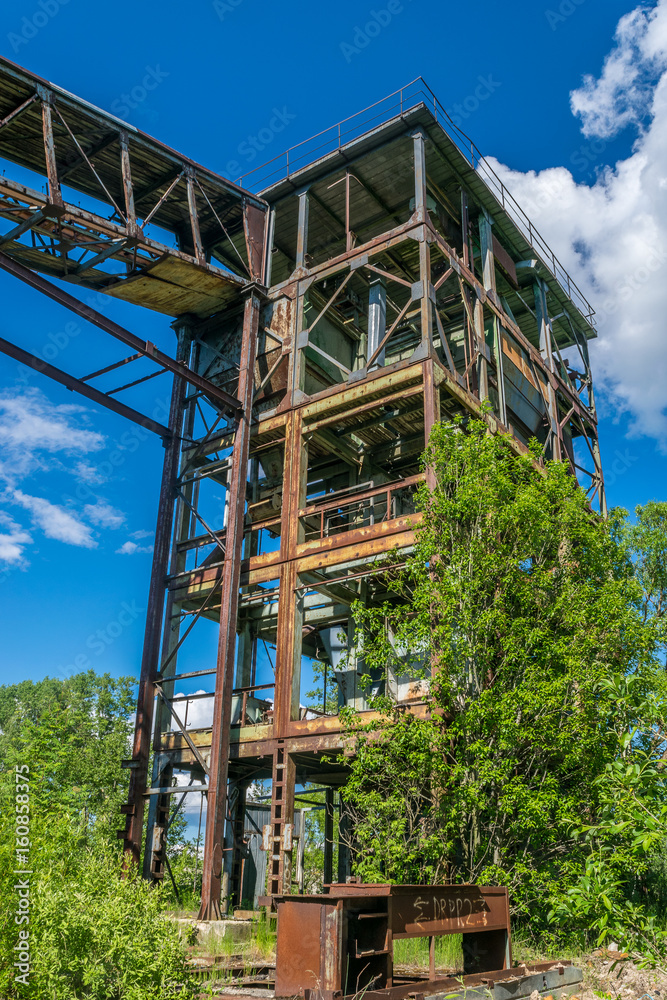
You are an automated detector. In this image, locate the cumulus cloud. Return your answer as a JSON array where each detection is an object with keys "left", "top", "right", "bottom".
[
  {"left": 0, "top": 389, "right": 133, "bottom": 565},
  {"left": 12, "top": 491, "right": 96, "bottom": 549},
  {"left": 0, "top": 387, "right": 104, "bottom": 486},
  {"left": 488, "top": 0, "right": 667, "bottom": 445},
  {"left": 84, "top": 500, "right": 125, "bottom": 529},
  {"left": 570, "top": 3, "right": 667, "bottom": 138},
  {"left": 0, "top": 512, "right": 32, "bottom": 565},
  {"left": 115, "top": 540, "right": 153, "bottom": 555}
]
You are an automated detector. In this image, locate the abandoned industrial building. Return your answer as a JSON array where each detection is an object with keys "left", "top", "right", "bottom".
[{"left": 0, "top": 57, "right": 603, "bottom": 936}]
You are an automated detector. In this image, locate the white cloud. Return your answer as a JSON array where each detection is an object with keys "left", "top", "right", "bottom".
[
  {"left": 570, "top": 4, "right": 667, "bottom": 138},
  {"left": 0, "top": 389, "right": 133, "bottom": 560},
  {"left": 12, "top": 491, "right": 97, "bottom": 549},
  {"left": 84, "top": 500, "right": 125, "bottom": 529},
  {"left": 115, "top": 539, "right": 153, "bottom": 555},
  {"left": 75, "top": 462, "right": 107, "bottom": 486},
  {"left": 130, "top": 529, "right": 153, "bottom": 540},
  {"left": 0, "top": 388, "right": 104, "bottom": 486},
  {"left": 173, "top": 690, "right": 214, "bottom": 730},
  {"left": 487, "top": 0, "right": 667, "bottom": 445},
  {"left": 0, "top": 512, "right": 32, "bottom": 566}
]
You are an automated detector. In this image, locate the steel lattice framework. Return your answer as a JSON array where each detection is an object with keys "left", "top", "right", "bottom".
[{"left": 0, "top": 62, "right": 604, "bottom": 920}]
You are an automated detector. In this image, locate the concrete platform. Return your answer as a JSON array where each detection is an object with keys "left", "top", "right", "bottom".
[{"left": 173, "top": 916, "right": 253, "bottom": 945}]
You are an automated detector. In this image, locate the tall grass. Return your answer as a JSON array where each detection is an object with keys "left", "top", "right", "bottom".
[{"left": 393, "top": 934, "right": 463, "bottom": 972}]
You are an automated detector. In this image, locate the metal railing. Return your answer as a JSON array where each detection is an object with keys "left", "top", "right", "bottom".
[
  {"left": 300, "top": 476, "right": 422, "bottom": 541},
  {"left": 237, "top": 78, "right": 595, "bottom": 327}
]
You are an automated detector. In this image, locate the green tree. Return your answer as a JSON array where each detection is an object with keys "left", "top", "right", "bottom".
[
  {"left": 0, "top": 672, "right": 194, "bottom": 998},
  {"left": 340, "top": 417, "right": 667, "bottom": 954},
  {"left": 0, "top": 671, "right": 135, "bottom": 839}
]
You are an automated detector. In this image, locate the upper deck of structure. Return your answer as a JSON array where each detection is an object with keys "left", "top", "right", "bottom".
[{"left": 242, "top": 79, "right": 594, "bottom": 349}]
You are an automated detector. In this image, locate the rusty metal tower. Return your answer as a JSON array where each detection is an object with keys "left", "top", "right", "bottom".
[{"left": 0, "top": 63, "right": 603, "bottom": 919}]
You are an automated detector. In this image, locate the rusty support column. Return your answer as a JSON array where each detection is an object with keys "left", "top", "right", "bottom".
[
  {"left": 264, "top": 207, "right": 276, "bottom": 286},
  {"left": 423, "top": 359, "right": 440, "bottom": 487},
  {"left": 367, "top": 275, "right": 387, "bottom": 369},
  {"left": 40, "top": 94, "right": 62, "bottom": 209},
  {"left": 186, "top": 170, "right": 206, "bottom": 265},
  {"left": 461, "top": 189, "right": 473, "bottom": 272},
  {"left": 412, "top": 129, "right": 428, "bottom": 224},
  {"left": 474, "top": 296, "right": 489, "bottom": 403},
  {"left": 419, "top": 239, "right": 433, "bottom": 348},
  {"left": 323, "top": 788, "right": 335, "bottom": 885},
  {"left": 274, "top": 406, "right": 306, "bottom": 736},
  {"left": 479, "top": 210, "right": 507, "bottom": 424},
  {"left": 534, "top": 278, "right": 561, "bottom": 461},
  {"left": 228, "top": 782, "right": 248, "bottom": 907},
  {"left": 243, "top": 200, "right": 268, "bottom": 282},
  {"left": 295, "top": 187, "right": 310, "bottom": 271},
  {"left": 265, "top": 399, "right": 306, "bottom": 898},
  {"left": 122, "top": 326, "right": 191, "bottom": 867},
  {"left": 119, "top": 131, "right": 138, "bottom": 237},
  {"left": 479, "top": 209, "right": 496, "bottom": 298},
  {"left": 199, "top": 287, "right": 262, "bottom": 920}
]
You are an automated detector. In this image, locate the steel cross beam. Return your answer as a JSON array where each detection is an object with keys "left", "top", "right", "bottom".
[
  {"left": 0, "top": 335, "right": 170, "bottom": 438},
  {"left": 0, "top": 251, "right": 242, "bottom": 413}
]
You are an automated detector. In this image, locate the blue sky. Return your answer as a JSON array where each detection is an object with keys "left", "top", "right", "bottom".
[{"left": 0, "top": 0, "right": 665, "bottom": 691}]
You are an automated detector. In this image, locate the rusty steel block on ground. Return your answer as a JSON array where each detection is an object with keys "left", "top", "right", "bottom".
[{"left": 274, "top": 882, "right": 512, "bottom": 1000}]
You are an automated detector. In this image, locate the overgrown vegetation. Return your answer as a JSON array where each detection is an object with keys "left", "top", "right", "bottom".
[
  {"left": 2, "top": 418, "right": 667, "bottom": 993},
  {"left": 340, "top": 417, "right": 667, "bottom": 961},
  {"left": 0, "top": 671, "right": 194, "bottom": 999}
]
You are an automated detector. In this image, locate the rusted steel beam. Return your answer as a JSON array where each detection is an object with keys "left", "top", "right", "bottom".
[
  {"left": 0, "top": 251, "right": 242, "bottom": 412},
  {"left": 0, "top": 92, "right": 37, "bottom": 131},
  {"left": 186, "top": 171, "right": 206, "bottom": 265},
  {"left": 423, "top": 358, "right": 440, "bottom": 491},
  {"left": 40, "top": 96, "right": 62, "bottom": 208},
  {"left": 243, "top": 200, "right": 267, "bottom": 282},
  {"left": 198, "top": 287, "right": 262, "bottom": 920},
  {"left": 74, "top": 238, "right": 126, "bottom": 275},
  {"left": 0, "top": 335, "right": 170, "bottom": 438},
  {"left": 119, "top": 132, "right": 138, "bottom": 236},
  {"left": 295, "top": 188, "right": 309, "bottom": 271},
  {"left": 0, "top": 209, "right": 44, "bottom": 247},
  {"left": 121, "top": 327, "right": 191, "bottom": 866},
  {"left": 0, "top": 173, "right": 248, "bottom": 289}
]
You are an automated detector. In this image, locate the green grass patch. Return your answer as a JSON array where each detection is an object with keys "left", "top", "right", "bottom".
[{"left": 393, "top": 935, "right": 463, "bottom": 972}]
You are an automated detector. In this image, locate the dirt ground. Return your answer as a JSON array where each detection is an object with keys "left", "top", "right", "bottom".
[{"left": 574, "top": 949, "right": 667, "bottom": 1000}]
